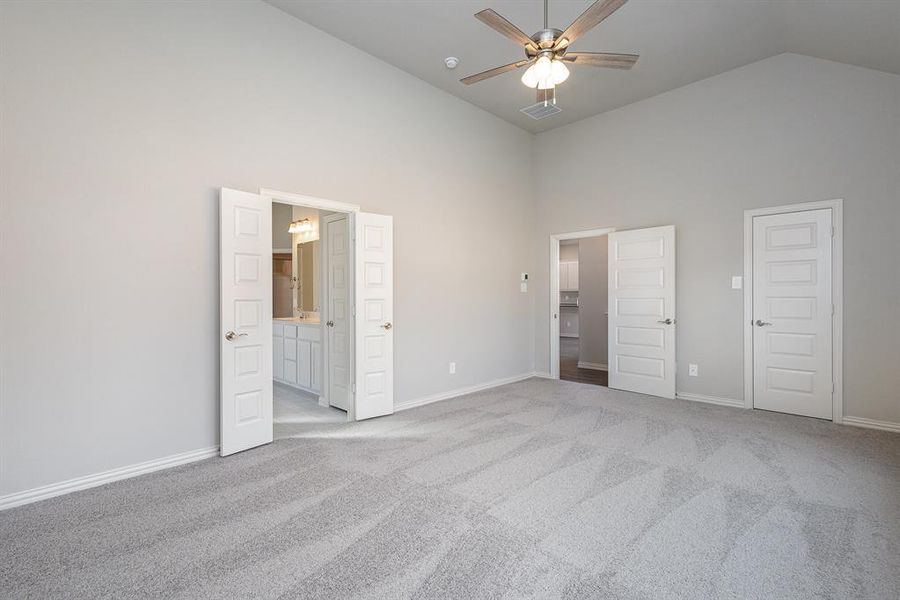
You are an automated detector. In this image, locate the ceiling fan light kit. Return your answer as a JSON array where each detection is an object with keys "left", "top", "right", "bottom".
[{"left": 460, "top": 0, "right": 638, "bottom": 110}]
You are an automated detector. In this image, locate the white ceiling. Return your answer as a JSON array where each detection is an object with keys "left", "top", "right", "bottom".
[{"left": 266, "top": 0, "right": 900, "bottom": 133}]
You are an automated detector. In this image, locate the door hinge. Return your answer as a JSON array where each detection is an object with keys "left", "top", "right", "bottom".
[
  {"left": 831, "top": 226, "right": 835, "bottom": 238},
  {"left": 832, "top": 381, "right": 836, "bottom": 393},
  {"left": 351, "top": 383, "right": 357, "bottom": 394},
  {"left": 352, "top": 305, "right": 356, "bottom": 317}
]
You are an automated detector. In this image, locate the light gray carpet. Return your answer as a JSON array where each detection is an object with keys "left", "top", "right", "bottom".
[{"left": 2, "top": 378, "right": 898, "bottom": 599}]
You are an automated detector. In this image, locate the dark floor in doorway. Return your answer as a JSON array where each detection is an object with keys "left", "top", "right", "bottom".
[{"left": 559, "top": 337, "right": 608, "bottom": 386}]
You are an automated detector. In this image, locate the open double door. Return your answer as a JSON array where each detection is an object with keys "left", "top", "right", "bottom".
[{"left": 219, "top": 188, "right": 394, "bottom": 456}]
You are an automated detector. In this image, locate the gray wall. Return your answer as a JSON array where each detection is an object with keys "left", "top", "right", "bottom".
[
  {"left": 577, "top": 236, "right": 608, "bottom": 367},
  {"left": 559, "top": 242, "right": 579, "bottom": 262},
  {"left": 0, "top": 1, "right": 535, "bottom": 496},
  {"left": 533, "top": 53, "right": 900, "bottom": 423},
  {"left": 272, "top": 203, "right": 293, "bottom": 250}
]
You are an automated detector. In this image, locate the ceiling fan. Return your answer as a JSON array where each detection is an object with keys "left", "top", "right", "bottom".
[{"left": 460, "top": 0, "right": 638, "bottom": 94}]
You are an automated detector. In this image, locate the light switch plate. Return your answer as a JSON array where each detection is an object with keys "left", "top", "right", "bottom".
[
  {"left": 731, "top": 276, "right": 743, "bottom": 289},
  {"left": 689, "top": 363, "right": 699, "bottom": 377},
  {"left": 520, "top": 282, "right": 527, "bottom": 293}
]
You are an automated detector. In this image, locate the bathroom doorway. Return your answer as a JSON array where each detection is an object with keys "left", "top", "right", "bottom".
[
  {"left": 270, "top": 201, "right": 345, "bottom": 433},
  {"left": 220, "top": 187, "right": 395, "bottom": 456}
]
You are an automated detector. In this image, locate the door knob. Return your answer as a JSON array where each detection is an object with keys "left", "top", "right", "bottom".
[
  {"left": 225, "top": 331, "right": 247, "bottom": 341},
  {"left": 326, "top": 320, "right": 334, "bottom": 327},
  {"left": 657, "top": 318, "right": 674, "bottom": 325},
  {"left": 381, "top": 322, "right": 393, "bottom": 330},
  {"left": 755, "top": 319, "right": 773, "bottom": 327}
]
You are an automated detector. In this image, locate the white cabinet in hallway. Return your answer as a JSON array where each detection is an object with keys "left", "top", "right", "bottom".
[
  {"left": 273, "top": 320, "right": 322, "bottom": 395},
  {"left": 560, "top": 261, "right": 579, "bottom": 291}
]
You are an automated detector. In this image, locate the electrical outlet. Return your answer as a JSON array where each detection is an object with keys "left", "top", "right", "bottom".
[
  {"left": 520, "top": 282, "right": 527, "bottom": 293},
  {"left": 731, "top": 276, "right": 742, "bottom": 289},
  {"left": 449, "top": 362, "right": 456, "bottom": 375},
  {"left": 689, "top": 363, "right": 699, "bottom": 377}
]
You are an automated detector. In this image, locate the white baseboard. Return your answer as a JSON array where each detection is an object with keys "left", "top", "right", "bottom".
[
  {"left": 577, "top": 361, "right": 608, "bottom": 371},
  {"left": 676, "top": 392, "right": 745, "bottom": 409},
  {"left": 532, "top": 371, "right": 555, "bottom": 379},
  {"left": 395, "top": 372, "right": 536, "bottom": 412},
  {"left": 842, "top": 416, "right": 900, "bottom": 433},
  {"left": 0, "top": 446, "right": 219, "bottom": 511}
]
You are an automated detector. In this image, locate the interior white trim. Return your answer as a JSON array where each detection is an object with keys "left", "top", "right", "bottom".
[
  {"left": 549, "top": 227, "right": 616, "bottom": 379},
  {"left": 676, "top": 392, "right": 745, "bottom": 409},
  {"left": 743, "top": 199, "right": 843, "bottom": 422},
  {"left": 577, "top": 361, "right": 608, "bottom": 371},
  {"left": 395, "top": 372, "right": 535, "bottom": 412},
  {"left": 260, "top": 188, "right": 360, "bottom": 213},
  {"left": 0, "top": 446, "right": 219, "bottom": 511},
  {"left": 842, "top": 416, "right": 900, "bottom": 434}
]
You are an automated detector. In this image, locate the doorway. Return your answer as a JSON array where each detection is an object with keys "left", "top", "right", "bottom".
[
  {"left": 219, "top": 187, "right": 395, "bottom": 457},
  {"left": 743, "top": 199, "right": 843, "bottom": 421},
  {"left": 270, "top": 201, "right": 346, "bottom": 429},
  {"left": 550, "top": 225, "right": 678, "bottom": 400},
  {"left": 550, "top": 227, "right": 615, "bottom": 385},
  {"left": 557, "top": 237, "right": 609, "bottom": 387}
]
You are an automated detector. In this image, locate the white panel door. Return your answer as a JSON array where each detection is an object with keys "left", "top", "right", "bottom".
[
  {"left": 355, "top": 212, "right": 394, "bottom": 420},
  {"left": 220, "top": 188, "right": 273, "bottom": 456},
  {"left": 752, "top": 209, "right": 833, "bottom": 419},
  {"left": 324, "top": 213, "right": 351, "bottom": 411},
  {"left": 607, "top": 226, "right": 676, "bottom": 399}
]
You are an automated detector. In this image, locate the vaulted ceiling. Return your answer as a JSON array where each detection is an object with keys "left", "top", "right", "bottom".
[{"left": 267, "top": 1, "right": 900, "bottom": 133}]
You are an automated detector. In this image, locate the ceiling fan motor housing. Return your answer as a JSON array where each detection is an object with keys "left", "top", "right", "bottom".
[{"left": 527, "top": 28, "right": 565, "bottom": 58}]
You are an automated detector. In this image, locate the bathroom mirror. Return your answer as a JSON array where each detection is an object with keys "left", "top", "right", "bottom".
[{"left": 296, "top": 240, "right": 319, "bottom": 312}]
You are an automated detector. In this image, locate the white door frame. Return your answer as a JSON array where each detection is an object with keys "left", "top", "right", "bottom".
[
  {"left": 743, "top": 199, "right": 843, "bottom": 422},
  {"left": 260, "top": 188, "right": 361, "bottom": 421},
  {"left": 549, "top": 227, "right": 616, "bottom": 379}
]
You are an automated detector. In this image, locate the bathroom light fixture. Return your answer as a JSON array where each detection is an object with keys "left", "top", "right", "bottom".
[{"left": 288, "top": 218, "right": 312, "bottom": 234}]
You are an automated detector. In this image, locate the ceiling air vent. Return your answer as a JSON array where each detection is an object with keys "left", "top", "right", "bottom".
[
  {"left": 521, "top": 101, "right": 562, "bottom": 120},
  {"left": 521, "top": 89, "right": 561, "bottom": 120}
]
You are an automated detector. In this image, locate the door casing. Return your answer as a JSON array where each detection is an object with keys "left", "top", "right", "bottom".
[
  {"left": 743, "top": 199, "right": 843, "bottom": 423},
  {"left": 548, "top": 227, "right": 616, "bottom": 379}
]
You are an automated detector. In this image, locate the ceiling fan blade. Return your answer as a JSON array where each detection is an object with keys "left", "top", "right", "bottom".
[
  {"left": 475, "top": 9, "right": 537, "bottom": 51},
  {"left": 460, "top": 60, "right": 530, "bottom": 85},
  {"left": 561, "top": 52, "right": 638, "bottom": 69},
  {"left": 557, "top": 0, "right": 629, "bottom": 48}
]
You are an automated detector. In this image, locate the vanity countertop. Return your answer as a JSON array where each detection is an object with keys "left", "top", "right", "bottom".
[{"left": 274, "top": 317, "right": 321, "bottom": 326}]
